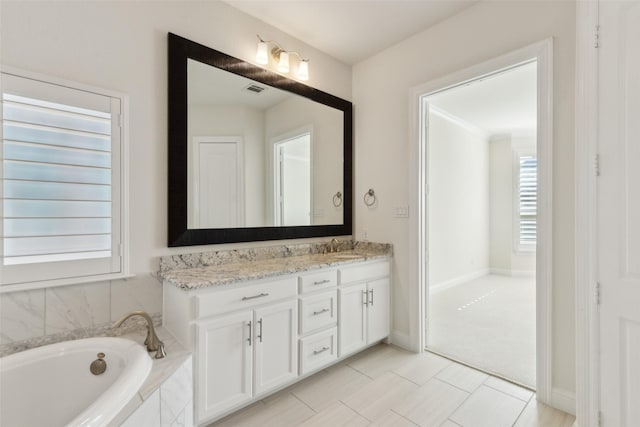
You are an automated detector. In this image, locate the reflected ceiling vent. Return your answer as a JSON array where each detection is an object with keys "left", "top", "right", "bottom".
[{"left": 243, "top": 84, "right": 267, "bottom": 94}]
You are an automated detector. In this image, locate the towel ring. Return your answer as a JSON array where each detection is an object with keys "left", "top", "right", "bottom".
[
  {"left": 363, "top": 189, "right": 376, "bottom": 207},
  {"left": 332, "top": 191, "right": 343, "bottom": 207}
]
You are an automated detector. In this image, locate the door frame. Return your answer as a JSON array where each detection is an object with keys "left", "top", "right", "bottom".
[
  {"left": 270, "top": 126, "right": 314, "bottom": 226},
  {"left": 574, "top": 2, "right": 601, "bottom": 426},
  {"left": 408, "top": 39, "right": 553, "bottom": 403}
]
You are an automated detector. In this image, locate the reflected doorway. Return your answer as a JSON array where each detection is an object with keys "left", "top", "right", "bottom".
[
  {"left": 191, "top": 136, "right": 244, "bottom": 228},
  {"left": 274, "top": 132, "right": 311, "bottom": 226}
]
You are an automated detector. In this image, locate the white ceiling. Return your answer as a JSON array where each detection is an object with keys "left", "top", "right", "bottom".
[
  {"left": 223, "top": 0, "right": 476, "bottom": 64},
  {"left": 188, "top": 58, "right": 290, "bottom": 109},
  {"left": 428, "top": 61, "right": 537, "bottom": 135}
]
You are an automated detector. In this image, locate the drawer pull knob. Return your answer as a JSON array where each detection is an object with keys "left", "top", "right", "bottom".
[
  {"left": 313, "top": 346, "right": 330, "bottom": 355},
  {"left": 313, "top": 279, "right": 331, "bottom": 285},
  {"left": 312, "top": 308, "right": 330, "bottom": 316},
  {"left": 242, "top": 292, "right": 270, "bottom": 301}
]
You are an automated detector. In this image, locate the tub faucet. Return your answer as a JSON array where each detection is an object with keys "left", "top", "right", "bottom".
[{"left": 113, "top": 311, "right": 166, "bottom": 359}]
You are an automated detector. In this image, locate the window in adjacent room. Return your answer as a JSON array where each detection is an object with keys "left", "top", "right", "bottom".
[
  {"left": 515, "top": 151, "right": 537, "bottom": 252},
  {"left": 1, "top": 70, "right": 128, "bottom": 288}
]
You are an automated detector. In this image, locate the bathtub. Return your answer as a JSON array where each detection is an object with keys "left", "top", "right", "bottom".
[{"left": 0, "top": 337, "right": 152, "bottom": 427}]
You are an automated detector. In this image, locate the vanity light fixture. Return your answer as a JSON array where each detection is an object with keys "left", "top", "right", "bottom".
[
  {"left": 256, "top": 40, "right": 269, "bottom": 65},
  {"left": 298, "top": 60, "right": 309, "bottom": 81},
  {"left": 256, "top": 35, "right": 309, "bottom": 81},
  {"left": 278, "top": 51, "right": 290, "bottom": 73}
]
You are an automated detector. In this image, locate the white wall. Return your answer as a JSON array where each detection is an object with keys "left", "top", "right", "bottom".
[
  {"left": 490, "top": 135, "right": 513, "bottom": 272},
  {"left": 352, "top": 0, "right": 576, "bottom": 394},
  {"left": 428, "top": 112, "right": 490, "bottom": 287},
  {"left": 0, "top": 1, "right": 351, "bottom": 345}
]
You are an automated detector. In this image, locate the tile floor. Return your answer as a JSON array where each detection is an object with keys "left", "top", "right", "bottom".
[{"left": 210, "top": 343, "right": 574, "bottom": 427}]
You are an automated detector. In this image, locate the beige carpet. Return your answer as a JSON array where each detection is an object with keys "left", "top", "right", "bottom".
[{"left": 428, "top": 274, "right": 536, "bottom": 388}]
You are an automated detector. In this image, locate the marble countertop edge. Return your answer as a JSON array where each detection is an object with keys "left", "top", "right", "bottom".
[{"left": 161, "top": 250, "right": 392, "bottom": 291}]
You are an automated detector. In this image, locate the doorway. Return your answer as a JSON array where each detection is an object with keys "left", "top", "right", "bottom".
[
  {"left": 425, "top": 62, "right": 537, "bottom": 388},
  {"left": 409, "top": 39, "right": 553, "bottom": 400},
  {"left": 273, "top": 132, "right": 312, "bottom": 226}
]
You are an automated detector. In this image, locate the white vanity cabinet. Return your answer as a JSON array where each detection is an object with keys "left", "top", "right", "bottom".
[
  {"left": 338, "top": 261, "right": 390, "bottom": 357},
  {"left": 162, "top": 255, "right": 391, "bottom": 426},
  {"left": 196, "top": 310, "right": 253, "bottom": 419},
  {"left": 253, "top": 299, "right": 298, "bottom": 395},
  {"left": 165, "top": 276, "right": 298, "bottom": 425},
  {"left": 195, "top": 299, "right": 297, "bottom": 422}
]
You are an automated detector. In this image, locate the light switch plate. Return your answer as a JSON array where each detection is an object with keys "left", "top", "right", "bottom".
[{"left": 393, "top": 206, "right": 409, "bottom": 218}]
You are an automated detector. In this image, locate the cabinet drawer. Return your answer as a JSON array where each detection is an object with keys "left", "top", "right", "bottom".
[
  {"left": 298, "top": 269, "right": 337, "bottom": 294},
  {"left": 339, "top": 261, "right": 390, "bottom": 285},
  {"left": 299, "top": 327, "right": 337, "bottom": 375},
  {"left": 299, "top": 291, "right": 337, "bottom": 335},
  {"left": 195, "top": 277, "right": 297, "bottom": 318}
]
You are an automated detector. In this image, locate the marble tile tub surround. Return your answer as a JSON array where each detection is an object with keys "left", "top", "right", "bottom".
[
  {"left": 111, "top": 327, "right": 193, "bottom": 427},
  {"left": 0, "top": 275, "right": 162, "bottom": 357},
  {"left": 159, "top": 240, "right": 393, "bottom": 290}
]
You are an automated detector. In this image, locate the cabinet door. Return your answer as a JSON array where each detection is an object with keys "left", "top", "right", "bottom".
[
  {"left": 196, "top": 310, "right": 253, "bottom": 423},
  {"left": 338, "top": 283, "right": 367, "bottom": 357},
  {"left": 254, "top": 299, "right": 298, "bottom": 395},
  {"left": 367, "top": 278, "right": 390, "bottom": 344}
]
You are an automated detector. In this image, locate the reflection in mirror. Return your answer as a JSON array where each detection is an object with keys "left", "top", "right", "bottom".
[
  {"left": 168, "top": 33, "right": 352, "bottom": 246},
  {"left": 187, "top": 59, "right": 343, "bottom": 229},
  {"left": 274, "top": 132, "right": 310, "bottom": 226}
]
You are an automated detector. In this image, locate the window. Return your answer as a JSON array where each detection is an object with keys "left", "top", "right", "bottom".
[
  {"left": 1, "top": 71, "right": 127, "bottom": 288},
  {"left": 516, "top": 154, "right": 537, "bottom": 251}
]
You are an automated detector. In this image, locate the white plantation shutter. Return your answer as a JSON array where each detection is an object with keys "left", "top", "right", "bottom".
[
  {"left": 1, "top": 72, "right": 123, "bottom": 286},
  {"left": 518, "top": 155, "right": 537, "bottom": 247}
]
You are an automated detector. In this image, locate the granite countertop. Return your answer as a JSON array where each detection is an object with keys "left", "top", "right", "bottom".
[{"left": 160, "top": 245, "right": 392, "bottom": 291}]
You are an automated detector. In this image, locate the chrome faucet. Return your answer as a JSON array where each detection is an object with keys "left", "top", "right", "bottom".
[
  {"left": 329, "top": 238, "right": 340, "bottom": 253},
  {"left": 113, "top": 310, "right": 166, "bottom": 359}
]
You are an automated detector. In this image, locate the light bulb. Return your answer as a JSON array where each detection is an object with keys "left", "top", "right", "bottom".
[
  {"left": 298, "top": 60, "right": 309, "bottom": 81},
  {"left": 256, "top": 41, "right": 269, "bottom": 65},
  {"left": 277, "top": 51, "right": 290, "bottom": 73}
]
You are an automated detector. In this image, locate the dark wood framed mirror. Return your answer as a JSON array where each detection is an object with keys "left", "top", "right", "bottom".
[{"left": 168, "top": 33, "right": 353, "bottom": 246}]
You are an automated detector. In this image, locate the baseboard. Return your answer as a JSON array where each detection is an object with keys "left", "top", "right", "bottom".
[
  {"left": 429, "top": 269, "right": 489, "bottom": 294},
  {"left": 390, "top": 330, "right": 411, "bottom": 350},
  {"left": 551, "top": 387, "right": 576, "bottom": 416},
  {"left": 489, "top": 268, "right": 536, "bottom": 277}
]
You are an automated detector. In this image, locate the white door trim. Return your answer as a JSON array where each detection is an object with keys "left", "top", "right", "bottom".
[
  {"left": 270, "top": 126, "right": 314, "bottom": 226},
  {"left": 408, "top": 38, "right": 553, "bottom": 404},
  {"left": 574, "top": 2, "right": 603, "bottom": 426}
]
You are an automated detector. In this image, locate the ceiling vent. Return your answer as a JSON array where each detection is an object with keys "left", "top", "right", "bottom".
[{"left": 243, "top": 84, "right": 266, "bottom": 94}]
